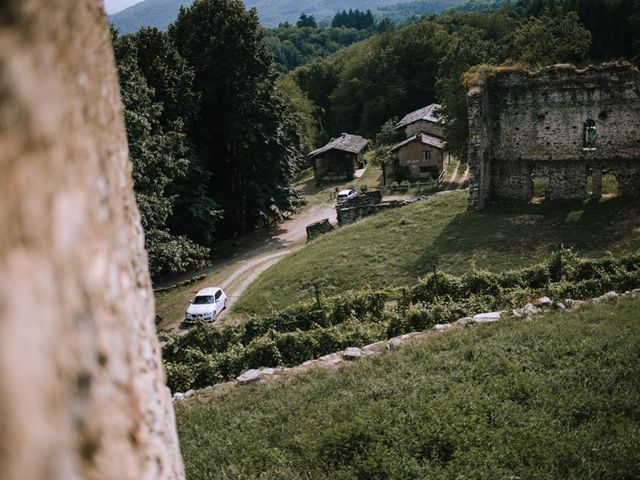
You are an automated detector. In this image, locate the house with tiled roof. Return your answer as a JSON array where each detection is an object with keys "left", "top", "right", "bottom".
[
  {"left": 308, "top": 133, "right": 369, "bottom": 184},
  {"left": 389, "top": 132, "right": 447, "bottom": 180},
  {"left": 396, "top": 103, "right": 444, "bottom": 139},
  {"left": 390, "top": 103, "right": 451, "bottom": 180}
]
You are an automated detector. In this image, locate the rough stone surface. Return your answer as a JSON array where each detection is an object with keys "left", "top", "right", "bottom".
[
  {"left": 343, "top": 347, "right": 363, "bottom": 360},
  {"left": 535, "top": 296, "right": 553, "bottom": 307},
  {"left": 456, "top": 317, "right": 474, "bottom": 325},
  {"left": 337, "top": 191, "right": 414, "bottom": 226},
  {"left": 434, "top": 323, "right": 452, "bottom": 330},
  {"left": 524, "top": 303, "right": 543, "bottom": 315},
  {"left": 237, "top": 369, "right": 263, "bottom": 384},
  {"left": 0, "top": 2, "right": 185, "bottom": 479},
  {"left": 593, "top": 291, "right": 619, "bottom": 303},
  {"left": 306, "top": 218, "right": 334, "bottom": 241},
  {"left": 341, "top": 190, "right": 383, "bottom": 207},
  {"left": 472, "top": 312, "right": 502, "bottom": 323},
  {"left": 467, "top": 64, "right": 640, "bottom": 210}
]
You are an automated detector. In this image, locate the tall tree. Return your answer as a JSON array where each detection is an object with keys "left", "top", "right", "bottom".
[
  {"left": 113, "top": 32, "right": 210, "bottom": 277},
  {"left": 296, "top": 13, "right": 318, "bottom": 28},
  {"left": 171, "top": 0, "right": 304, "bottom": 236},
  {"left": 509, "top": 8, "right": 591, "bottom": 65}
]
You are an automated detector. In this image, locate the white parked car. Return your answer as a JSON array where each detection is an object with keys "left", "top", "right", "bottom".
[
  {"left": 185, "top": 287, "right": 227, "bottom": 322},
  {"left": 336, "top": 189, "right": 356, "bottom": 204}
]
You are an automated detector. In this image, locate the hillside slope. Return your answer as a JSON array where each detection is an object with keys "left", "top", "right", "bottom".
[
  {"left": 176, "top": 295, "right": 640, "bottom": 478},
  {"left": 234, "top": 191, "right": 640, "bottom": 314},
  {"left": 109, "top": 0, "right": 469, "bottom": 32}
]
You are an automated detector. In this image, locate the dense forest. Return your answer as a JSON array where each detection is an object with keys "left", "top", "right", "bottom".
[
  {"left": 112, "top": 0, "right": 639, "bottom": 279},
  {"left": 290, "top": 0, "right": 639, "bottom": 152},
  {"left": 112, "top": 1, "right": 309, "bottom": 278}
]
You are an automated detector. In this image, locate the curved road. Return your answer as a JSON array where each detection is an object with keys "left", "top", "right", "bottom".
[{"left": 156, "top": 203, "right": 337, "bottom": 330}]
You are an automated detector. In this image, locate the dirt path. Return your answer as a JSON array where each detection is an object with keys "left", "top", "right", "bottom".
[
  {"left": 219, "top": 249, "right": 293, "bottom": 314},
  {"left": 156, "top": 203, "right": 336, "bottom": 329}
]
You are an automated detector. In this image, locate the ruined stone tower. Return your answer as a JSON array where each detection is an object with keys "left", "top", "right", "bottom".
[
  {"left": 0, "top": 1, "right": 185, "bottom": 479},
  {"left": 467, "top": 63, "right": 640, "bottom": 210}
]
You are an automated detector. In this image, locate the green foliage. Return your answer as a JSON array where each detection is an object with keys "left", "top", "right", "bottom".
[
  {"left": 176, "top": 297, "right": 640, "bottom": 478},
  {"left": 171, "top": 0, "right": 305, "bottom": 236},
  {"left": 162, "top": 290, "right": 390, "bottom": 391},
  {"left": 164, "top": 250, "right": 640, "bottom": 392},
  {"left": 331, "top": 9, "right": 375, "bottom": 30},
  {"left": 113, "top": 30, "right": 211, "bottom": 277},
  {"left": 374, "top": 117, "right": 404, "bottom": 146},
  {"left": 509, "top": 8, "right": 591, "bottom": 65},
  {"left": 291, "top": 0, "right": 634, "bottom": 166},
  {"left": 296, "top": 13, "right": 318, "bottom": 28},
  {"left": 514, "top": 0, "right": 640, "bottom": 60}
]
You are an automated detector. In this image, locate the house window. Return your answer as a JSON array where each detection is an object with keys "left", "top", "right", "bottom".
[
  {"left": 583, "top": 119, "right": 596, "bottom": 150},
  {"left": 424, "top": 150, "right": 431, "bottom": 160}
]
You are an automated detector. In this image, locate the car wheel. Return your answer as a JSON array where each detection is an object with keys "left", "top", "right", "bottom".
[{"left": 224, "top": 298, "right": 228, "bottom": 310}]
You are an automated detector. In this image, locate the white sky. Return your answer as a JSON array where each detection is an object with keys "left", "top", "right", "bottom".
[{"left": 103, "top": 0, "right": 142, "bottom": 14}]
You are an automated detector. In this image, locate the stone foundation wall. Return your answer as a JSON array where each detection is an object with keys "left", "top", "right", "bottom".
[
  {"left": 306, "top": 219, "right": 334, "bottom": 241},
  {"left": 337, "top": 200, "right": 412, "bottom": 226},
  {"left": 467, "top": 64, "right": 640, "bottom": 209},
  {"left": 0, "top": 2, "right": 184, "bottom": 479},
  {"left": 340, "top": 190, "right": 383, "bottom": 208}
]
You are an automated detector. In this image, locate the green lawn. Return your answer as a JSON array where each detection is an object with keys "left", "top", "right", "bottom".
[
  {"left": 176, "top": 296, "right": 640, "bottom": 480},
  {"left": 233, "top": 191, "right": 640, "bottom": 315}
]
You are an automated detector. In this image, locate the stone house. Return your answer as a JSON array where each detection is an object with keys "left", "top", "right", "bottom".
[
  {"left": 390, "top": 103, "right": 451, "bottom": 180},
  {"left": 466, "top": 63, "right": 640, "bottom": 210},
  {"left": 389, "top": 132, "right": 446, "bottom": 180},
  {"left": 308, "top": 133, "right": 369, "bottom": 184},
  {"left": 396, "top": 103, "right": 445, "bottom": 138}
]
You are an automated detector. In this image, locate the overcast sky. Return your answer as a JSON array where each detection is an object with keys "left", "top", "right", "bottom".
[{"left": 103, "top": 0, "right": 142, "bottom": 14}]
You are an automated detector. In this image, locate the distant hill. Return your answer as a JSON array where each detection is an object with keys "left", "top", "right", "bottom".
[
  {"left": 109, "top": 0, "right": 191, "bottom": 34},
  {"left": 109, "top": 0, "right": 470, "bottom": 33}
]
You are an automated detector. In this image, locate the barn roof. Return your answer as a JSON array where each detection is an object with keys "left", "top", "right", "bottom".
[
  {"left": 396, "top": 103, "right": 443, "bottom": 129},
  {"left": 308, "top": 133, "right": 369, "bottom": 158},
  {"left": 389, "top": 132, "right": 445, "bottom": 153}
]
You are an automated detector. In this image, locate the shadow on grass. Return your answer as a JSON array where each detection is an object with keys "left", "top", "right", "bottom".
[{"left": 410, "top": 196, "right": 640, "bottom": 277}]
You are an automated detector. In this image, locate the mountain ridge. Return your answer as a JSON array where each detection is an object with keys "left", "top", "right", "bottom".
[{"left": 109, "top": 0, "right": 469, "bottom": 33}]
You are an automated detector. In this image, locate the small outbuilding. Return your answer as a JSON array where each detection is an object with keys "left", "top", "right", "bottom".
[
  {"left": 396, "top": 103, "right": 444, "bottom": 138},
  {"left": 389, "top": 132, "right": 448, "bottom": 180},
  {"left": 308, "top": 133, "right": 369, "bottom": 184}
]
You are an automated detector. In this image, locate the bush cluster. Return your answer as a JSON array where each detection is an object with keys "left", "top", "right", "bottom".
[
  {"left": 411, "top": 250, "right": 640, "bottom": 305},
  {"left": 163, "top": 291, "right": 389, "bottom": 392},
  {"left": 163, "top": 250, "right": 640, "bottom": 393}
]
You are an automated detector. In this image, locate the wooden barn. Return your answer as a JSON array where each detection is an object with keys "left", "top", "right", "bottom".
[{"left": 308, "top": 133, "right": 369, "bottom": 184}]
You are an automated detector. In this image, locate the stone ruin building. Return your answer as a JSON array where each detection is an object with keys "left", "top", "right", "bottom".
[
  {"left": 466, "top": 63, "right": 640, "bottom": 210},
  {"left": 0, "top": 1, "right": 184, "bottom": 479}
]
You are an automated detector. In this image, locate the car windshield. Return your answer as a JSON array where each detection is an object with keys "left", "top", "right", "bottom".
[
  {"left": 338, "top": 194, "right": 347, "bottom": 198},
  {"left": 192, "top": 295, "right": 215, "bottom": 305}
]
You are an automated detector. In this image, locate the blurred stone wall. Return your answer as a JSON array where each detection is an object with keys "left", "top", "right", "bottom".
[{"left": 0, "top": 1, "right": 184, "bottom": 479}]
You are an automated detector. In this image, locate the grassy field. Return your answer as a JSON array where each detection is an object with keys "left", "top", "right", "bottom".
[
  {"left": 176, "top": 296, "right": 640, "bottom": 479},
  {"left": 233, "top": 191, "right": 640, "bottom": 314}
]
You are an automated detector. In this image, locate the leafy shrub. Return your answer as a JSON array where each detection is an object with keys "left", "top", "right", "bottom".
[
  {"left": 163, "top": 251, "right": 640, "bottom": 392},
  {"left": 165, "top": 362, "right": 197, "bottom": 393}
]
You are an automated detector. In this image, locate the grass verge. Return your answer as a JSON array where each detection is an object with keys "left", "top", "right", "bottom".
[
  {"left": 233, "top": 191, "right": 640, "bottom": 314},
  {"left": 176, "top": 295, "right": 640, "bottom": 479}
]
